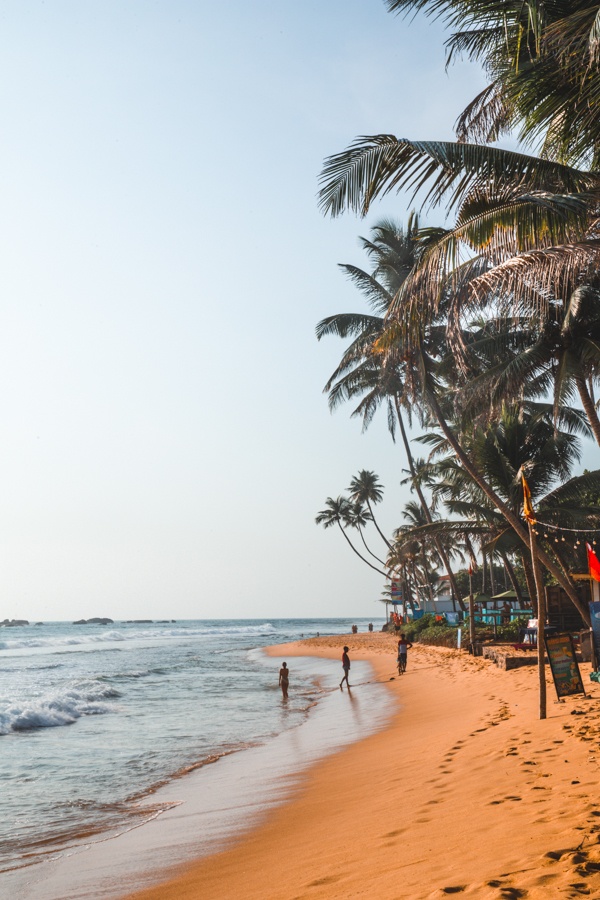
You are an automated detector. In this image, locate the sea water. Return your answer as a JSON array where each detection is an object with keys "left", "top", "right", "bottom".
[{"left": 0, "top": 617, "right": 391, "bottom": 899}]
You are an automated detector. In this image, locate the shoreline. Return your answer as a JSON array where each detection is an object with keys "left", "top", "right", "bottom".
[
  {"left": 121, "top": 632, "right": 600, "bottom": 899},
  {"left": 7, "top": 641, "right": 391, "bottom": 900}
]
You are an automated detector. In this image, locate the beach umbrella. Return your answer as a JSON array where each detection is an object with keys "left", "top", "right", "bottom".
[{"left": 491, "top": 589, "right": 529, "bottom": 600}]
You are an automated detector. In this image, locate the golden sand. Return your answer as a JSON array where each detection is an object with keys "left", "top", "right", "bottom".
[{"left": 123, "top": 632, "right": 600, "bottom": 899}]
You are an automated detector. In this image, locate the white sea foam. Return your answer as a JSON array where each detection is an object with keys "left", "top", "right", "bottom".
[
  {"left": 0, "top": 681, "right": 117, "bottom": 734},
  {"left": 0, "top": 623, "right": 277, "bottom": 654}
]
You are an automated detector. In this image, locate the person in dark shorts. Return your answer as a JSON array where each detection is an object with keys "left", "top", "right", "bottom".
[
  {"left": 397, "top": 633, "right": 413, "bottom": 674},
  {"left": 340, "top": 646, "right": 351, "bottom": 689},
  {"left": 279, "top": 662, "right": 289, "bottom": 698}
]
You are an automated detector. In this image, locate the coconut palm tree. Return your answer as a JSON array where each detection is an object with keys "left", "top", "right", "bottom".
[
  {"left": 395, "top": 402, "right": 600, "bottom": 620},
  {"left": 318, "top": 220, "right": 465, "bottom": 607},
  {"left": 385, "top": 1, "right": 600, "bottom": 168},
  {"left": 315, "top": 496, "right": 387, "bottom": 577},
  {"left": 461, "top": 288, "right": 600, "bottom": 445},
  {"left": 343, "top": 500, "right": 388, "bottom": 567},
  {"left": 317, "top": 136, "right": 600, "bottom": 621},
  {"left": 348, "top": 470, "right": 393, "bottom": 551}
]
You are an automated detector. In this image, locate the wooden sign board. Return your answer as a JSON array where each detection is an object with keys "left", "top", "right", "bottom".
[{"left": 545, "top": 633, "right": 586, "bottom": 699}]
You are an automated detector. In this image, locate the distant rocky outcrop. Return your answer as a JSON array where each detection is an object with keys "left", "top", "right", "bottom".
[
  {"left": 72, "top": 617, "right": 114, "bottom": 625},
  {"left": 125, "top": 619, "right": 153, "bottom": 624},
  {"left": 0, "top": 618, "right": 29, "bottom": 627}
]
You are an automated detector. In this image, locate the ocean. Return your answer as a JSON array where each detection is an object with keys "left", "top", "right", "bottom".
[{"left": 0, "top": 617, "right": 392, "bottom": 899}]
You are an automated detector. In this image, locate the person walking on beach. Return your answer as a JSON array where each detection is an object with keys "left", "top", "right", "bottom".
[
  {"left": 340, "top": 646, "right": 351, "bottom": 689},
  {"left": 397, "top": 634, "right": 413, "bottom": 674},
  {"left": 279, "top": 662, "right": 289, "bottom": 699}
]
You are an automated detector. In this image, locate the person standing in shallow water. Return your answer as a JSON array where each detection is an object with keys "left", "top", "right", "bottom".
[
  {"left": 279, "top": 662, "right": 289, "bottom": 699},
  {"left": 340, "top": 646, "right": 351, "bottom": 689}
]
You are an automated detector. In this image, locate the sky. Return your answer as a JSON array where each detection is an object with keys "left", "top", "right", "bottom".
[{"left": 0, "top": 1, "right": 589, "bottom": 622}]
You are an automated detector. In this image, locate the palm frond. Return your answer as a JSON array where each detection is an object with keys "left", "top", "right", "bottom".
[{"left": 318, "top": 136, "right": 596, "bottom": 218}]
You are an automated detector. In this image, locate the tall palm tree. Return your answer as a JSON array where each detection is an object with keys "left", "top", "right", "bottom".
[
  {"left": 315, "top": 496, "right": 387, "bottom": 577},
  {"left": 343, "top": 500, "right": 387, "bottom": 567},
  {"left": 318, "top": 220, "right": 465, "bottom": 607},
  {"left": 348, "top": 470, "right": 393, "bottom": 551}
]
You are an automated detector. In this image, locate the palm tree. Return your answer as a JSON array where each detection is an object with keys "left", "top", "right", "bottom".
[
  {"left": 462, "top": 289, "right": 600, "bottom": 446},
  {"left": 318, "top": 220, "right": 466, "bottom": 608},
  {"left": 343, "top": 500, "right": 387, "bottom": 567},
  {"left": 317, "top": 136, "right": 600, "bottom": 621},
  {"left": 315, "top": 496, "right": 387, "bottom": 577},
  {"left": 395, "top": 402, "right": 600, "bottom": 620},
  {"left": 348, "top": 470, "right": 393, "bottom": 551},
  {"left": 385, "top": 1, "right": 600, "bottom": 168}
]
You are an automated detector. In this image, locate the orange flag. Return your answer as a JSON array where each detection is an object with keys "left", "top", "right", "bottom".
[
  {"left": 587, "top": 543, "right": 600, "bottom": 582},
  {"left": 521, "top": 474, "right": 536, "bottom": 524}
]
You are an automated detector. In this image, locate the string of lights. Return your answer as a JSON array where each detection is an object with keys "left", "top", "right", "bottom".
[{"left": 530, "top": 518, "right": 599, "bottom": 546}]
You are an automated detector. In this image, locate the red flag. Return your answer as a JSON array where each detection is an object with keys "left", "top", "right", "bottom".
[
  {"left": 468, "top": 563, "right": 473, "bottom": 576},
  {"left": 587, "top": 543, "right": 600, "bottom": 582}
]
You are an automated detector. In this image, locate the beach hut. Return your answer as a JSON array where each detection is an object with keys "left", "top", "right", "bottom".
[{"left": 491, "top": 589, "right": 531, "bottom": 612}]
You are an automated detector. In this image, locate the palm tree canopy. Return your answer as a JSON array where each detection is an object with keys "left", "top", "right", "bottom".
[{"left": 348, "top": 470, "right": 385, "bottom": 507}]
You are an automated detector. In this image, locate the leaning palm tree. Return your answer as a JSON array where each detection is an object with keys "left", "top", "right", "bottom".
[
  {"left": 348, "top": 470, "right": 393, "bottom": 551},
  {"left": 343, "top": 500, "right": 387, "bottom": 567},
  {"left": 315, "top": 496, "right": 387, "bottom": 577}
]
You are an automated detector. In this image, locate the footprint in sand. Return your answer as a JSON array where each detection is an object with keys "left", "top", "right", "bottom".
[{"left": 440, "top": 887, "right": 466, "bottom": 894}]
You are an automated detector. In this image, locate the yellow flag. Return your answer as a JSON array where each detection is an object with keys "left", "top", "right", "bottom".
[{"left": 522, "top": 474, "right": 536, "bottom": 524}]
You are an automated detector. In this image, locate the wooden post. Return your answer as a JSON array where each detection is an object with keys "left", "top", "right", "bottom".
[
  {"left": 529, "top": 521, "right": 547, "bottom": 720},
  {"left": 469, "top": 569, "right": 475, "bottom": 652},
  {"left": 589, "top": 575, "right": 598, "bottom": 671}
]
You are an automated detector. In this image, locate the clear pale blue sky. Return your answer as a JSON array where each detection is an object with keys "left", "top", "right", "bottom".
[{"left": 0, "top": 1, "right": 511, "bottom": 621}]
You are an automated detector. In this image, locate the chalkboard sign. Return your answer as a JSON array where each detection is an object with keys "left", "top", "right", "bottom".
[
  {"left": 545, "top": 633, "right": 585, "bottom": 699},
  {"left": 589, "top": 601, "right": 600, "bottom": 667}
]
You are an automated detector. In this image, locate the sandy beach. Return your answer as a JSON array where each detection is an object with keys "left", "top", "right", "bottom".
[{"left": 123, "top": 633, "right": 600, "bottom": 899}]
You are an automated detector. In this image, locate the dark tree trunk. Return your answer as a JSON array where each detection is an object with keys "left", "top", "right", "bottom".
[
  {"left": 576, "top": 374, "right": 600, "bottom": 447},
  {"left": 500, "top": 552, "right": 524, "bottom": 606},
  {"left": 394, "top": 397, "right": 466, "bottom": 612},
  {"left": 336, "top": 522, "right": 388, "bottom": 577},
  {"left": 425, "top": 385, "right": 591, "bottom": 625}
]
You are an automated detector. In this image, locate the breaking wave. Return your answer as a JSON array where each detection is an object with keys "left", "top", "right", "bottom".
[{"left": 0, "top": 680, "right": 119, "bottom": 735}]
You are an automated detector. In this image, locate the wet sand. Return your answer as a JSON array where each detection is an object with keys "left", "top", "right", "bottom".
[{"left": 123, "top": 632, "right": 600, "bottom": 899}]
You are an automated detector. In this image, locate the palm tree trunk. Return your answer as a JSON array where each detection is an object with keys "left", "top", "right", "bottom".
[
  {"left": 336, "top": 522, "right": 388, "bottom": 577},
  {"left": 365, "top": 498, "right": 394, "bottom": 551},
  {"left": 500, "top": 552, "right": 524, "bottom": 605},
  {"left": 425, "top": 385, "right": 591, "bottom": 625},
  {"left": 394, "top": 396, "right": 466, "bottom": 612},
  {"left": 529, "top": 522, "right": 547, "bottom": 720},
  {"left": 357, "top": 526, "right": 387, "bottom": 566},
  {"left": 576, "top": 374, "right": 600, "bottom": 447},
  {"left": 522, "top": 554, "right": 538, "bottom": 617},
  {"left": 481, "top": 548, "right": 487, "bottom": 594}
]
